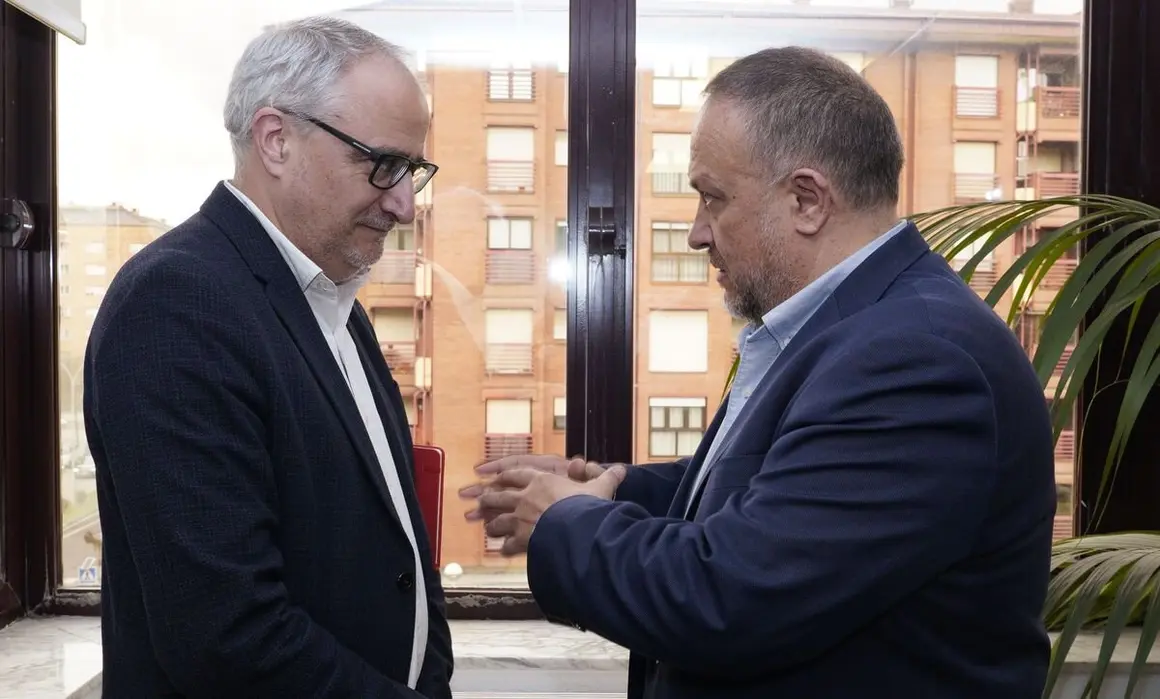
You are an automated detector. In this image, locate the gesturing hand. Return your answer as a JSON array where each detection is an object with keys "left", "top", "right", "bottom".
[
  {"left": 464, "top": 465, "right": 627, "bottom": 557},
  {"left": 458, "top": 454, "right": 610, "bottom": 523}
]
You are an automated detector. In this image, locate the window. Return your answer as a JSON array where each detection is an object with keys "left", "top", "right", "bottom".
[
  {"left": 486, "top": 217, "right": 533, "bottom": 249},
  {"left": 954, "top": 55, "right": 1001, "bottom": 118},
  {"left": 553, "top": 397, "right": 566, "bottom": 430},
  {"left": 651, "top": 57, "right": 706, "bottom": 108},
  {"left": 650, "top": 133, "right": 693, "bottom": 195},
  {"left": 372, "top": 308, "right": 417, "bottom": 372},
  {"left": 486, "top": 126, "right": 535, "bottom": 193},
  {"left": 651, "top": 221, "right": 707, "bottom": 283},
  {"left": 554, "top": 131, "right": 567, "bottom": 165},
  {"left": 483, "top": 398, "right": 533, "bottom": 553},
  {"left": 488, "top": 59, "right": 534, "bottom": 101},
  {"left": 553, "top": 309, "right": 566, "bottom": 340},
  {"left": 648, "top": 397, "right": 707, "bottom": 457},
  {"left": 84, "top": 264, "right": 105, "bottom": 276},
  {"left": 485, "top": 308, "right": 534, "bottom": 374},
  {"left": 953, "top": 141, "right": 999, "bottom": 202},
  {"left": 648, "top": 310, "right": 709, "bottom": 373},
  {"left": 554, "top": 220, "right": 567, "bottom": 254}
]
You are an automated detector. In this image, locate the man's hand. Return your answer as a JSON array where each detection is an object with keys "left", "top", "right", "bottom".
[
  {"left": 458, "top": 454, "right": 610, "bottom": 521},
  {"left": 466, "top": 465, "right": 627, "bottom": 556}
]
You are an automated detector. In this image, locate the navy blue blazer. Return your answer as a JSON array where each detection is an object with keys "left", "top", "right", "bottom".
[
  {"left": 527, "top": 224, "right": 1055, "bottom": 699},
  {"left": 84, "top": 183, "right": 452, "bottom": 698}
]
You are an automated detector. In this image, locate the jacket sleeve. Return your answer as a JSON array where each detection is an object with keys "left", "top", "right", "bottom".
[
  {"left": 613, "top": 459, "right": 689, "bottom": 516},
  {"left": 85, "top": 253, "right": 425, "bottom": 699},
  {"left": 525, "top": 332, "right": 998, "bottom": 679}
]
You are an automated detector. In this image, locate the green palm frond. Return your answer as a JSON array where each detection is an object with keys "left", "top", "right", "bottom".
[{"left": 1042, "top": 533, "right": 1160, "bottom": 698}]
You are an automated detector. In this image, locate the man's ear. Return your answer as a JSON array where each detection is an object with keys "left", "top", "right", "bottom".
[
  {"left": 249, "top": 107, "right": 291, "bottom": 177},
  {"left": 788, "top": 168, "right": 832, "bottom": 236}
]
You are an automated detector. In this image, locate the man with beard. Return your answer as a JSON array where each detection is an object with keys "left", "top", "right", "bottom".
[
  {"left": 83, "top": 17, "right": 452, "bottom": 698},
  {"left": 459, "top": 47, "right": 1054, "bottom": 699}
]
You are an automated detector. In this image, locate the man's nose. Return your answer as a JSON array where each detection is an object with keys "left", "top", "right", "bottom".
[
  {"left": 687, "top": 216, "right": 712, "bottom": 251},
  {"left": 380, "top": 182, "right": 416, "bottom": 224}
]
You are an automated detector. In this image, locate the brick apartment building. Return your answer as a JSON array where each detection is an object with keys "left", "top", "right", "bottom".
[
  {"left": 58, "top": 3, "right": 1084, "bottom": 575},
  {"left": 348, "top": 4, "right": 1082, "bottom": 572}
]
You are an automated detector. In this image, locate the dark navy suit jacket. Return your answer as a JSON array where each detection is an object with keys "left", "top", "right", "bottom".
[
  {"left": 527, "top": 224, "right": 1055, "bottom": 699},
  {"left": 83, "top": 183, "right": 452, "bottom": 698}
]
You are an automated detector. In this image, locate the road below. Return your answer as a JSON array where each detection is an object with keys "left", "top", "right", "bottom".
[{"left": 62, "top": 509, "right": 102, "bottom": 587}]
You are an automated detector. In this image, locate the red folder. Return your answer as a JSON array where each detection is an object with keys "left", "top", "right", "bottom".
[{"left": 412, "top": 445, "right": 445, "bottom": 570}]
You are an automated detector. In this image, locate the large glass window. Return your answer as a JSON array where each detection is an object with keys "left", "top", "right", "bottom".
[{"left": 54, "top": 0, "right": 568, "bottom": 591}]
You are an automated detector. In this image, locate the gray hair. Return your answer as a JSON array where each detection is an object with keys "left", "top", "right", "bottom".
[
  {"left": 223, "top": 16, "right": 410, "bottom": 163},
  {"left": 704, "top": 46, "right": 904, "bottom": 211}
]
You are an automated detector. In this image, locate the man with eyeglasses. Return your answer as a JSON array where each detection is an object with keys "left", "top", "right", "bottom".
[{"left": 83, "top": 16, "right": 451, "bottom": 698}]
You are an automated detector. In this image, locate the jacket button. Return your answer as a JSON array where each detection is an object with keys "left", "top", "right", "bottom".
[{"left": 396, "top": 572, "right": 414, "bottom": 592}]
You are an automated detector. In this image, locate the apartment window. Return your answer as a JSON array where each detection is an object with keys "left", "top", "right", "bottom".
[
  {"left": 372, "top": 308, "right": 417, "bottom": 372},
  {"left": 555, "top": 131, "right": 567, "bottom": 166},
  {"left": 649, "top": 397, "right": 707, "bottom": 457},
  {"left": 648, "top": 310, "right": 709, "bottom": 373},
  {"left": 953, "top": 141, "right": 999, "bottom": 202},
  {"left": 954, "top": 55, "right": 1000, "bottom": 118},
  {"left": 487, "top": 217, "right": 533, "bottom": 250},
  {"left": 485, "top": 308, "right": 534, "bottom": 374},
  {"left": 84, "top": 242, "right": 105, "bottom": 255},
  {"left": 553, "top": 397, "right": 566, "bottom": 430},
  {"left": 652, "top": 58, "right": 706, "bottom": 108},
  {"left": 385, "top": 224, "right": 416, "bottom": 251},
  {"left": 555, "top": 220, "right": 567, "bottom": 254},
  {"left": 553, "top": 309, "right": 566, "bottom": 340},
  {"left": 486, "top": 126, "right": 535, "bottom": 193},
  {"left": 484, "top": 398, "right": 533, "bottom": 553},
  {"left": 650, "top": 133, "right": 693, "bottom": 195},
  {"left": 487, "top": 60, "right": 534, "bottom": 101},
  {"left": 651, "top": 221, "right": 707, "bottom": 283},
  {"left": 1015, "top": 311, "right": 1044, "bottom": 351},
  {"left": 84, "top": 264, "right": 106, "bottom": 276},
  {"left": 84, "top": 286, "right": 105, "bottom": 297}
]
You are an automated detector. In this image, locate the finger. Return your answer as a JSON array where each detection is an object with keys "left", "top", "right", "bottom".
[
  {"left": 474, "top": 454, "right": 560, "bottom": 476},
  {"left": 464, "top": 504, "right": 508, "bottom": 522},
  {"left": 484, "top": 512, "right": 520, "bottom": 538},
  {"left": 492, "top": 468, "right": 539, "bottom": 490},
  {"left": 478, "top": 488, "right": 522, "bottom": 513},
  {"left": 586, "top": 464, "right": 628, "bottom": 498},
  {"left": 501, "top": 531, "right": 530, "bottom": 557},
  {"left": 565, "top": 457, "right": 591, "bottom": 481},
  {"left": 458, "top": 482, "right": 486, "bottom": 499}
]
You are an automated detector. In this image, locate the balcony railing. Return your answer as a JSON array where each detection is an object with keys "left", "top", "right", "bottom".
[
  {"left": 1055, "top": 428, "right": 1075, "bottom": 463},
  {"left": 651, "top": 171, "right": 695, "bottom": 195},
  {"left": 485, "top": 249, "right": 536, "bottom": 285},
  {"left": 1041, "top": 258, "right": 1078, "bottom": 289},
  {"left": 487, "top": 160, "right": 534, "bottom": 193},
  {"left": 1053, "top": 515, "right": 1073, "bottom": 541},
  {"left": 380, "top": 341, "right": 416, "bottom": 373},
  {"left": 487, "top": 69, "right": 535, "bottom": 101},
  {"left": 1038, "top": 86, "right": 1081, "bottom": 119},
  {"left": 485, "top": 342, "right": 533, "bottom": 374},
  {"left": 966, "top": 266, "right": 998, "bottom": 294},
  {"left": 652, "top": 253, "right": 709, "bottom": 283},
  {"left": 954, "top": 86, "right": 1000, "bottom": 118},
  {"left": 953, "top": 173, "right": 999, "bottom": 203},
  {"left": 484, "top": 433, "right": 533, "bottom": 461},
  {"left": 1031, "top": 172, "right": 1080, "bottom": 198},
  {"left": 1055, "top": 345, "right": 1074, "bottom": 377},
  {"left": 369, "top": 251, "right": 417, "bottom": 285}
]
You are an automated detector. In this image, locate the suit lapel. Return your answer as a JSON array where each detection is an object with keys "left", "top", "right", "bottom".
[
  {"left": 678, "top": 223, "right": 934, "bottom": 518},
  {"left": 666, "top": 399, "right": 729, "bottom": 519},
  {"left": 198, "top": 183, "right": 403, "bottom": 528}
]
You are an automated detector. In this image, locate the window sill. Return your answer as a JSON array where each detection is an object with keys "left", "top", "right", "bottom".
[{"left": 1, "top": 616, "right": 1157, "bottom": 697}]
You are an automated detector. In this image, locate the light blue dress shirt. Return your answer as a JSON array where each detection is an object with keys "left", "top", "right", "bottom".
[{"left": 684, "top": 219, "right": 910, "bottom": 513}]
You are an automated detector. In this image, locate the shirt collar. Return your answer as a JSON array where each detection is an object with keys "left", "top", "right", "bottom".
[
  {"left": 741, "top": 219, "right": 909, "bottom": 350},
  {"left": 223, "top": 180, "right": 368, "bottom": 332}
]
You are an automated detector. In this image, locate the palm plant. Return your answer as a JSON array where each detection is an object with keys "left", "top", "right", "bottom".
[{"left": 723, "top": 194, "right": 1160, "bottom": 697}]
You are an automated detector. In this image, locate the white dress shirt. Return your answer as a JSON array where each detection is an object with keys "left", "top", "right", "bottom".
[{"left": 224, "top": 180, "right": 428, "bottom": 688}]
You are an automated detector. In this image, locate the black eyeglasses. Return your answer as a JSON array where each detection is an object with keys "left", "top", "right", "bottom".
[{"left": 277, "top": 108, "right": 437, "bottom": 193}]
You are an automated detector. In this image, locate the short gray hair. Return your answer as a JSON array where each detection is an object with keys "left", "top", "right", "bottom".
[
  {"left": 223, "top": 16, "right": 410, "bottom": 163},
  {"left": 704, "top": 47, "right": 904, "bottom": 211}
]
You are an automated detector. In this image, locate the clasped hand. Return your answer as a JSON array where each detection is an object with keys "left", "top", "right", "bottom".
[{"left": 457, "top": 455, "right": 626, "bottom": 556}]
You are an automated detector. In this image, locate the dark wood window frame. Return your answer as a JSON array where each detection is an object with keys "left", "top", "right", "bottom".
[{"left": 2, "top": 0, "right": 1157, "bottom": 628}]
